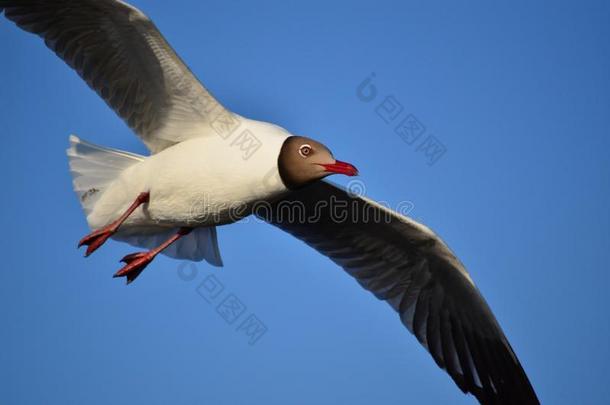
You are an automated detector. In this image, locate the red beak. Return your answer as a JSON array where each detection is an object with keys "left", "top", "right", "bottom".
[{"left": 319, "top": 160, "right": 359, "bottom": 176}]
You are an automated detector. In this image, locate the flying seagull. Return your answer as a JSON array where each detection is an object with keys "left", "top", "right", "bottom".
[{"left": 0, "top": 1, "right": 539, "bottom": 404}]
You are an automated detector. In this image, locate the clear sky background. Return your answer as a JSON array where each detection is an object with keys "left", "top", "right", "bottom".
[{"left": 1, "top": 1, "right": 609, "bottom": 404}]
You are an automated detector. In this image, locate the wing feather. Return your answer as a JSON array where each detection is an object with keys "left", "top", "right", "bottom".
[
  {"left": 258, "top": 181, "right": 539, "bottom": 405},
  {"left": 1, "top": 0, "right": 228, "bottom": 153}
]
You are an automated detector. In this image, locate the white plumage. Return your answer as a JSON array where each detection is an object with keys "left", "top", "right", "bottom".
[{"left": 67, "top": 115, "right": 290, "bottom": 263}]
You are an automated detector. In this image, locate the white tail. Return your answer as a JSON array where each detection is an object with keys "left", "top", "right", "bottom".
[
  {"left": 67, "top": 135, "right": 144, "bottom": 216},
  {"left": 66, "top": 135, "right": 223, "bottom": 265}
]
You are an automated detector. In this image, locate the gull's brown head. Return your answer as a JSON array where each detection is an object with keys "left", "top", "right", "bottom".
[{"left": 278, "top": 136, "right": 358, "bottom": 190}]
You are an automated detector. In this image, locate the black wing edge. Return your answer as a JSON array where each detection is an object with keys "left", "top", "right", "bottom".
[{"left": 258, "top": 181, "right": 540, "bottom": 405}]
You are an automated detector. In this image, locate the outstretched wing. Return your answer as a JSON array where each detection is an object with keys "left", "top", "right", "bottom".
[
  {"left": 1, "top": 0, "right": 229, "bottom": 153},
  {"left": 258, "top": 181, "right": 539, "bottom": 405}
]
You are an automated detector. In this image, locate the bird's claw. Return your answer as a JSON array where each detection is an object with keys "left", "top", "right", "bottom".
[
  {"left": 114, "top": 252, "right": 155, "bottom": 284},
  {"left": 78, "top": 227, "right": 115, "bottom": 257}
]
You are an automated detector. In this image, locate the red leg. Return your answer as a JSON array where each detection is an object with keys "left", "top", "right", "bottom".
[
  {"left": 114, "top": 227, "right": 193, "bottom": 284},
  {"left": 78, "top": 192, "right": 150, "bottom": 257}
]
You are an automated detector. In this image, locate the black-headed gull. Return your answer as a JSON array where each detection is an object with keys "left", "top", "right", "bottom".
[{"left": 0, "top": 1, "right": 539, "bottom": 404}]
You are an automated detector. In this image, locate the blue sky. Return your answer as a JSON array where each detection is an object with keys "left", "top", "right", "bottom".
[{"left": 1, "top": 1, "right": 609, "bottom": 404}]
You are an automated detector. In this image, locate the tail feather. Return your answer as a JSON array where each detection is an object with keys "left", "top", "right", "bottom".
[
  {"left": 67, "top": 135, "right": 144, "bottom": 216},
  {"left": 67, "top": 135, "right": 223, "bottom": 265}
]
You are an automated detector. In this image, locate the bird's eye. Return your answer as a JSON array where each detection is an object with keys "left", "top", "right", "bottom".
[{"left": 298, "top": 144, "right": 312, "bottom": 158}]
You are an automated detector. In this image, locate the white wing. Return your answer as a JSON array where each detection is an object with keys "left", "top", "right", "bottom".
[
  {"left": 258, "top": 181, "right": 539, "bottom": 405},
  {"left": 1, "top": 0, "right": 229, "bottom": 153}
]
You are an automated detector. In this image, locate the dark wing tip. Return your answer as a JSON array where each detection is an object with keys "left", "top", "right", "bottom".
[
  {"left": 411, "top": 275, "right": 539, "bottom": 405},
  {"left": 438, "top": 304, "right": 540, "bottom": 405}
]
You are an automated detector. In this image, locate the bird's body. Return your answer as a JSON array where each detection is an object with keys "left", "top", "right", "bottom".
[
  {"left": 1, "top": 1, "right": 540, "bottom": 403},
  {"left": 85, "top": 116, "right": 290, "bottom": 231}
]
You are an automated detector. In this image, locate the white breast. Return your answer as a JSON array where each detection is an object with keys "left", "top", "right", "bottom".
[{"left": 88, "top": 116, "right": 290, "bottom": 229}]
